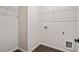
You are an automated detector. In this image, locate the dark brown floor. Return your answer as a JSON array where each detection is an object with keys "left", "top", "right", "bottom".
[
  {"left": 32, "top": 45, "right": 63, "bottom": 52},
  {"left": 14, "top": 49, "right": 22, "bottom": 52},
  {"left": 14, "top": 45, "right": 63, "bottom": 52}
]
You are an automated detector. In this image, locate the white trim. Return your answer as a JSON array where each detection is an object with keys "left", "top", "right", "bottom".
[
  {"left": 40, "top": 42, "right": 72, "bottom": 52},
  {"left": 28, "top": 42, "right": 72, "bottom": 52},
  {"left": 9, "top": 47, "right": 27, "bottom": 52},
  {"left": 28, "top": 43, "right": 40, "bottom": 52},
  {"left": 8, "top": 47, "right": 18, "bottom": 52},
  {"left": 18, "top": 47, "right": 27, "bottom": 52},
  {"left": 9, "top": 42, "right": 72, "bottom": 52}
]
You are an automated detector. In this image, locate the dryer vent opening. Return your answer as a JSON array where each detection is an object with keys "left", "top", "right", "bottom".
[{"left": 66, "top": 41, "right": 72, "bottom": 48}]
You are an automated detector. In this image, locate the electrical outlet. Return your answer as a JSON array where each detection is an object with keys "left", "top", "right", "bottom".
[{"left": 44, "top": 26, "right": 48, "bottom": 30}]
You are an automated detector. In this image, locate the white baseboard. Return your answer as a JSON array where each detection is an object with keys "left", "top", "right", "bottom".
[
  {"left": 40, "top": 42, "right": 72, "bottom": 52},
  {"left": 18, "top": 47, "right": 27, "bottom": 52},
  {"left": 9, "top": 42, "right": 72, "bottom": 52},
  {"left": 9, "top": 47, "right": 27, "bottom": 52},
  {"left": 28, "top": 43, "right": 40, "bottom": 52},
  {"left": 9, "top": 47, "right": 18, "bottom": 52},
  {"left": 28, "top": 42, "right": 72, "bottom": 52}
]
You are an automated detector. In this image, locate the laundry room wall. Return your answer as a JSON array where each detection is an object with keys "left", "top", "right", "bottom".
[
  {"left": 18, "top": 6, "right": 28, "bottom": 51},
  {"left": 28, "top": 6, "right": 40, "bottom": 51},
  {"left": 74, "top": 6, "right": 79, "bottom": 52},
  {"left": 39, "top": 6, "right": 78, "bottom": 52},
  {"left": 77, "top": 7, "right": 79, "bottom": 39},
  {"left": 0, "top": 7, "right": 18, "bottom": 52}
]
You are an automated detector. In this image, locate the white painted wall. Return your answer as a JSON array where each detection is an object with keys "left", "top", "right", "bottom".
[
  {"left": 0, "top": 15, "right": 18, "bottom": 52},
  {"left": 0, "top": 6, "right": 18, "bottom": 52},
  {"left": 74, "top": 7, "right": 79, "bottom": 52},
  {"left": 18, "top": 6, "right": 28, "bottom": 51},
  {"left": 39, "top": 6, "right": 78, "bottom": 51},
  {"left": 40, "top": 22, "right": 77, "bottom": 51},
  {"left": 28, "top": 6, "right": 40, "bottom": 51}
]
